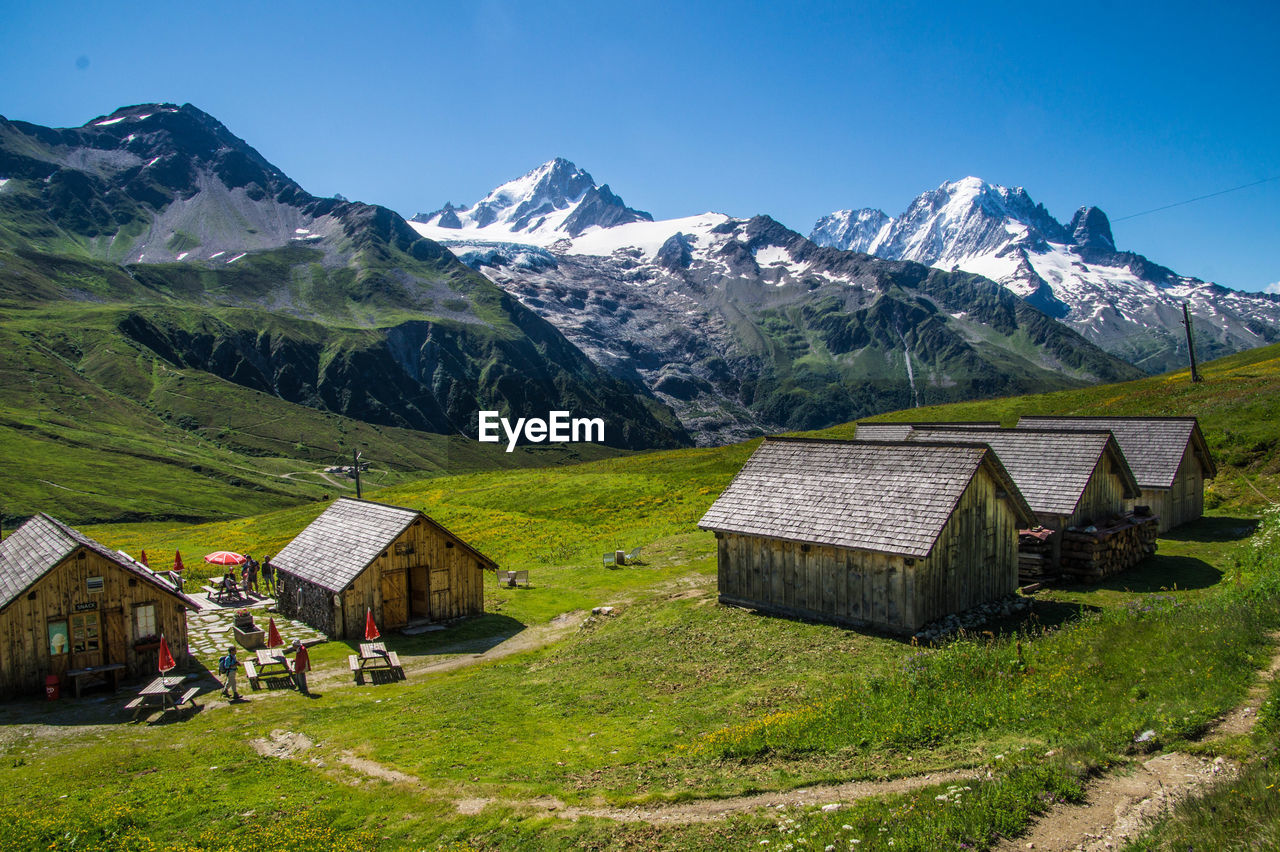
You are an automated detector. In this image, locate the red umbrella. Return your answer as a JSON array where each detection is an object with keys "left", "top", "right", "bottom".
[
  {"left": 203, "top": 551, "right": 246, "bottom": 566},
  {"left": 139, "top": 549, "right": 150, "bottom": 568},
  {"left": 364, "top": 608, "right": 381, "bottom": 641},
  {"left": 266, "top": 618, "right": 283, "bottom": 649},
  {"left": 157, "top": 634, "right": 176, "bottom": 673},
  {"left": 173, "top": 549, "right": 185, "bottom": 572}
]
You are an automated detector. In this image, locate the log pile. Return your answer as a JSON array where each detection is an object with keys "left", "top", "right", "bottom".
[
  {"left": 1059, "top": 513, "right": 1159, "bottom": 581},
  {"left": 1017, "top": 527, "right": 1058, "bottom": 583}
]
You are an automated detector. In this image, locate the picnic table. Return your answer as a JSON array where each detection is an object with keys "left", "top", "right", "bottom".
[
  {"left": 348, "top": 641, "right": 404, "bottom": 684},
  {"left": 245, "top": 648, "right": 293, "bottom": 690},
  {"left": 124, "top": 675, "right": 199, "bottom": 720},
  {"left": 65, "top": 662, "right": 126, "bottom": 698}
]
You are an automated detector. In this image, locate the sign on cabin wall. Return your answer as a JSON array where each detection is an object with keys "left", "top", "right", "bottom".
[{"left": 74, "top": 601, "right": 98, "bottom": 612}]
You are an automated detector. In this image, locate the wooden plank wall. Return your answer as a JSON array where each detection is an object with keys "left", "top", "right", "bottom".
[
  {"left": 1165, "top": 446, "right": 1204, "bottom": 530},
  {"left": 1070, "top": 456, "right": 1129, "bottom": 528},
  {"left": 335, "top": 519, "right": 487, "bottom": 639},
  {"left": 0, "top": 549, "right": 188, "bottom": 697},
  {"left": 915, "top": 468, "right": 1019, "bottom": 628},
  {"left": 715, "top": 467, "right": 1023, "bottom": 634}
]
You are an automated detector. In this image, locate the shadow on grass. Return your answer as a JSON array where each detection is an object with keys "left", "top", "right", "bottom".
[
  {"left": 1161, "top": 516, "right": 1258, "bottom": 543},
  {"left": 341, "top": 613, "right": 528, "bottom": 659},
  {"left": 1017, "top": 599, "right": 1104, "bottom": 632},
  {"left": 0, "top": 662, "right": 220, "bottom": 727}
]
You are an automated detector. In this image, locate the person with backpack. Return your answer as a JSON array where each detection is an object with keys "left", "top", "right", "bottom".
[
  {"left": 291, "top": 639, "right": 311, "bottom": 696},
  {"left": 246, "top": 556, "right": 259, "bottom": 595},
  {"left": 218, "top": 645, "right": 240, "bottom": 700}
]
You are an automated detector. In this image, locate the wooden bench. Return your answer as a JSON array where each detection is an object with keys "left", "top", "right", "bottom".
[
  {"left": 497, "top": 569, "right": 530, "bottom": 588},
  {"left": 243, "top": 660, "right": 259, "bottom": 690},
  {"left": 349, "top": 654, "right": 363, "bottom": 684},
  {"left": 65, "top": 662, "right": 126, "bottom": 698},
  {"left": 175, "top": 687, "right": 200, "bottom": 709},
  {"left": 124, "top": 696, "right": 145, "bottom": 720}
]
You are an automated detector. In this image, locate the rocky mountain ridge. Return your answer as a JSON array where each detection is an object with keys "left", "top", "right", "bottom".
[{"left": 810, "top": 177, "right": 1280, "bottom": 372}]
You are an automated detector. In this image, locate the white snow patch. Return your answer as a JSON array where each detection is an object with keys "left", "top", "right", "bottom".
[
  {"left": 0, "top": 178, "right": 8, "bottom": 189},
  {"left": 208, "top": 251, "right": 226, "bottom": 259},
  {"left": 753, "top": 245, "right": 792, "bottom": 266},
  {"left": 225, "top": 253, "right": 247, "bottom": 264},
  {"left": 145, "top": 157, "right": 160, "bottom": 168},
  {"left": 94, "top": 116, "right": 127, "bottom": 126},
  {"left": 123, "top": 134, "right": 136, "bottom": 143},
  {"left": 136, "top": 113, "right": 152, "bottom": 120},
  {"left": 176, "top": 251, "right": 190, "bottom": 261},
  {"left": 295, "top": 228, "right": 311, "bottom": 234}
]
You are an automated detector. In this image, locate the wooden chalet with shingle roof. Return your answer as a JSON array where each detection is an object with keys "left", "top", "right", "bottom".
[
  {"left": 0, "top": 514, "right": 196, "bottom": 698},
  {"left": 854, "top": 421, "right": 1001, "bottom": 441},
  {"left": 1016, "top": 416, "right": 1216, "bottom": 532},
  {"left": 272, "top": 497, "right": 496, "bottom": 639},
  {"left": 698, "top": 438, "right": 1035, "bottom": 635},
  {"left": 904, "top": 427, "right": 1141, "bottom": 530}
]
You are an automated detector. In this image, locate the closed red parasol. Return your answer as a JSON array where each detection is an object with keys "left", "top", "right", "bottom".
[
  {"left": 173, "top": 549, "right": 185, "bottom": 572},
  {"left": 157, "top": 634, "right": 176, "bottom": 673},
  {"left": 139, "top": 549, "right": 149, "bottom": 568},
  {"left": 266, "top": 617, "right": 283, "bottom": 648},
  {"left": 364, "top": 608, "right": 380, "bottom": 641},
  {"left": 203, "top": 551, "right": 246, "bottom": 566}
]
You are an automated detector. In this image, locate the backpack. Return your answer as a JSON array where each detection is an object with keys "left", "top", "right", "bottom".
[{"left": 219, "top": 654, "right": 235, "bottom": 674}]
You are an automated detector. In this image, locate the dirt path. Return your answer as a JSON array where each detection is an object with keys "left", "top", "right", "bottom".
[
  {"left": 992, "top": 630, "right": 1280, "bottom": 852},
  {"left": 456, "top": 769, "right": 982, "bottom": 824}
]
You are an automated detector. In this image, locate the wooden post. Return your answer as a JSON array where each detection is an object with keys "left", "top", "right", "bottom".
[
  {"left": 353, "top": 449, "right": 363, "bottom": 499},
  {"left": 1182, "top": 302, "right": 1201, "bottom": 383}
]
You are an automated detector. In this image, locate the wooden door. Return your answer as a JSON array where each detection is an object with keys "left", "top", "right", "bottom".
[
  {"left": 409, "top": 564, "right": 429, "bottom": 619},
  {"left": 428, "top": 568, "right": 451, "bottom": 620},
  {"left": 103, "top": 607, "right": 126, "bottom": 668},
  {"left": 381, "top": 568, "right": 407, "bottom": 628}
]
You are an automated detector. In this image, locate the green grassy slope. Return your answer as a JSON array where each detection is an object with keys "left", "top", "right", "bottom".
[{"left": 2, "top": 342, "right": 1277, "bottom": 851}]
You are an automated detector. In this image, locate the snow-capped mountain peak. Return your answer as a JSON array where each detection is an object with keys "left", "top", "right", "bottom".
[
  {"left": 411, "top": 157, "right": 651, "bottom": 239},
  {"left": 809, "top": 178, "right": 1280, "bottom": 372}
]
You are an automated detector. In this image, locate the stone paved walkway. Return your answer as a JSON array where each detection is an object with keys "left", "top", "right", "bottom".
[{"left": 186, "top": 597, "right": 327, "bottom": 659}]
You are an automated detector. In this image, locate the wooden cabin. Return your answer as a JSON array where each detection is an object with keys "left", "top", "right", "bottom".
[
  {"left": 854, "top": 421, "right": 1000, "bottom": 441},
  {"left": 0, "top": 514, "right": 195, "bottom": 699},
  {"left": 905, "top": 427, "right": 1141, "bottom": 530},
  {"left": 698, "top": 438, "right": 1035, "bottom": 635},
  {"left": 272, "top": 497, "right": 496, "bottom": 639},
  {"left": 1017, "top": 416, "right": 1216, "bottom": 532}
]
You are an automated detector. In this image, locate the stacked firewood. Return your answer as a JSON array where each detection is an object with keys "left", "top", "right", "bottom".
[
  {"left": 1059, "top": 512, "right": 1159, "bottom": 580},
  {"left": 1017, "top": 527, "right": 1057, "bottom": 583}
]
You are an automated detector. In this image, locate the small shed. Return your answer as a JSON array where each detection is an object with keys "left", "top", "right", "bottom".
[
  {"left": 0, "top": 514, "right": 195, "bottom": 698},
  {"left": 698, "top": 438, "right": 1035, "bottom": 635},
  {"left": 855, "top": 421, "right": 1000, "bottom": 441},
  {"left": 272, "top": 498, "right": 496, "bottom": 639},
  {"left": 906, "top": 427, "right": 1141, "bottom": 530},
  {"left": 1017, "top": 416, "right": 1216, "bottom": 532}
]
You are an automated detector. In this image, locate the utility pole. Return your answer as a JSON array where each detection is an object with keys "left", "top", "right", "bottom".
[
  {"left": 1182, "top": 302, "right": 1201, "bottom": 383},
  {"left": 353, "top": 449, "right": 363, "bottom": 499}
]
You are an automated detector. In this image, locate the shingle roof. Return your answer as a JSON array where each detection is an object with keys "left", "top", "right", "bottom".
[
  {"left": 906, "top": 427, "right": 1140, "bottom": 517},
  {"left": 698, "top": 438, "right": 1033, "bottom": 558},
  {"left": 271, "top": 497, "right": 497, "bottom": 593},
  {"left": 856, "top": 421, "right": 1000, "bottom": 441},
  {"left": 1015, "top": 416, "right": 1216, "bottom": 488},
  {"left": 0, "top": 514, "right": 194, "bottom": 613}
]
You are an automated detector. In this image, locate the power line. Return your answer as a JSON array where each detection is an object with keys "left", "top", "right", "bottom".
[{"left": 1112, "top": 175, "right": 1280, "bottom": 222}]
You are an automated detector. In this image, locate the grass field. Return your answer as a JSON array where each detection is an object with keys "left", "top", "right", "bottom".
[{"left": 2, "top": 343, "right": 1279, "bottom": 850}]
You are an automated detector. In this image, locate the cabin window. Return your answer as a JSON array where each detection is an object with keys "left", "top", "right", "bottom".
[
  {"left": 48, "top": 620, "right": 69, "bottom": 656},
  {"left": 71, "top": 612, "right": 100, "bottom": 654},
  {"left": 394, "top": 542, "right": 414, "bottom": 555},
  {"left": 86, "top": 576, "right": 104, "bottom": 594},
  {"left": 133, "top": 603, "right": 157, "bottom": 641}
]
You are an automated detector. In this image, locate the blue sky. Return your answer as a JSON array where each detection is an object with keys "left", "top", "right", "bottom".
[{"left": 3, "top": 0, "right": 1278, "bottom": 291}]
